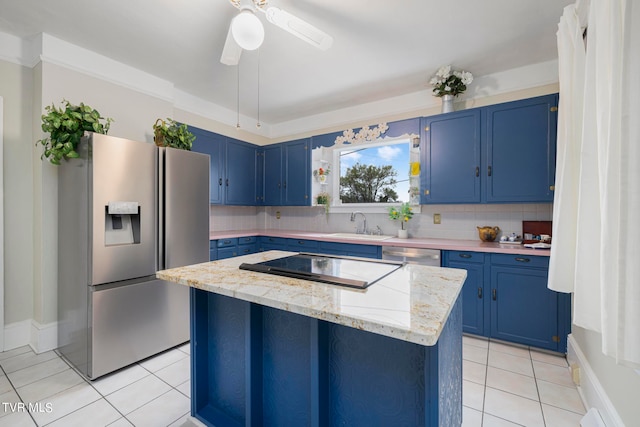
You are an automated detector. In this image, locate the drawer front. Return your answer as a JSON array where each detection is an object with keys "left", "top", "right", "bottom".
[
  {"left": 447, "top": 251, "right": 485, "bottom": 264},
  {"left": 238, "top": 236, "right": 257, "bottom": 245},
  {"left": 217, "top": 247, "right": 237, "bottom": 259},
  {"left": 217, "top": 238, "right": 238, "bottom": 248},
  {"left": 237, "top": 243, "right": 258, "bottom": 256},
  {"left": 319, "top": 242, "right": 379, "bottom": 259},
  {"left": 287, "top": 239, "right": 319, "bottom": 252},
  {"left": 260, "top": 236, "right": 288, "bottom": 246},
  {"left": 491, "top": 253, "right": 549, "bottom": 269},
  {"left": 210, "top": 240, "right": 217, "bottom": 250}
]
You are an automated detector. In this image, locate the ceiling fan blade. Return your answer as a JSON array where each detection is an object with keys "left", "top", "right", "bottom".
[
  {"left": 221, "top": 24, "right": 243, "bottom": 65},
  {"left": 263, "top": 6, "right": 333, "bottom": 50}
]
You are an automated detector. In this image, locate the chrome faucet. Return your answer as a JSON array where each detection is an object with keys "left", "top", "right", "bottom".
[{"left": 350, "top": 211, "right": 367, "bottom": 234}]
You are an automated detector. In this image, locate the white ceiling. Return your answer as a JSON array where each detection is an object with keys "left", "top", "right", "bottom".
[{"left": 0, "top": 0, "right": 571, "bottom": 127}]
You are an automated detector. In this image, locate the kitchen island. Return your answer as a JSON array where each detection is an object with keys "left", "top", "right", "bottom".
[{"left": 157, "top": 251, "right": 467, "bottom": 427}]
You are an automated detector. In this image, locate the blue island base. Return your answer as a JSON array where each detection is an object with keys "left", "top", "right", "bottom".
[{"left": 190, "top": 288, "right": 462, "bottom": 427}]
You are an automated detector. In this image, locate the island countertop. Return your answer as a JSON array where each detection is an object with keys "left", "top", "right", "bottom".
[{"left": 157, "top": 250, "right": 467, "bottom": 346}]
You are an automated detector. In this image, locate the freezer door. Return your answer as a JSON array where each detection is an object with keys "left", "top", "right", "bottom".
[
  {"left": 90, "top": 134, "right": 158, "bottom": 284},
  {"left": 90, "top": 279, "right": 189, "bottom": 379},
  {"left": 160, "top": 147, "right": 210, "bottom": 269}
]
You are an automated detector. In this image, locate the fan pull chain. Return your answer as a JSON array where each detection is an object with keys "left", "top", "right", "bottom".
[
  {"left": 236, "top": 62, "right": 241, "bottom": 130},
  {"left": 256, "top": 50, "right": 261, "bottom": 129}
]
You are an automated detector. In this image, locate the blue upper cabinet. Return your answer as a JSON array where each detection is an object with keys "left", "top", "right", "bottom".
[
  {"left": 261, "top": 139, "right": 311, "bottom": 206},
  {"left": 420, "top": 110, "right": 481, "bottom": 204},
  {"left": 483, "top": 94, "right": 558, "bottom": 203},
  {"left": 191, "top": 127, "right": 258, "bottom": 206},
  {"left": 225, "top": 138, "right": 258, "bottom": 205},
  {"left": 190, "top": 126, "right": 225, "bottom": 204},
  {"left": 283, "top": 139, "right": 310, "bottom": 205},
  {"left": 262, "top": 144, "right": 283, "bottom": 205}
]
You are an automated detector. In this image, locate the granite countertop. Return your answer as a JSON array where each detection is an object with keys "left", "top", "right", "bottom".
[
  {"left": 157, "top": 251, "right": 467, "bottom": 347},
  {"left": 209, "top": 229, "right": 551, "bottom": 256}
]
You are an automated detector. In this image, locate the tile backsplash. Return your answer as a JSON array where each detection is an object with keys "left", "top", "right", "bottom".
[{"left": 210, "top": 204, "right": 553, "bottom": 241}]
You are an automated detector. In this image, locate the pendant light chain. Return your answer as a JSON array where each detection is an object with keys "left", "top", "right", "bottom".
[
  {"left": 236, "top": 62, "right": 241, "bottom": 129},
  {"left": 257, "top": 49, "right": 261, "bottom": 129}
]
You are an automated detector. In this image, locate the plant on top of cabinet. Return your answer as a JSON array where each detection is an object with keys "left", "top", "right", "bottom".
[
  {"left": 37, "top": 100, "right": 113, "bottom": 165},
  {"left": 153, "top": 118, "right": 195, "bottom": 150}
]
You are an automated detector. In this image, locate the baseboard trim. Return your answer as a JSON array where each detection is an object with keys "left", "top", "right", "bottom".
[
  {"left": 3, "top": 319, "right": 58, "bottom": 354},
  {"left": 567, "top": 334, "right": 625, "bottom": 427},
  {"left": 3, "top": 319, "right": 31, "bottom": 351},
  {"left": 30, "top": 319, "right": 58, "bottom": 353}
]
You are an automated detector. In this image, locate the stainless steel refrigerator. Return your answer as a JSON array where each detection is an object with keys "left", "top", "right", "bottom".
[{"left": 57, "top": 132, "right": 209, "bottom": 379}]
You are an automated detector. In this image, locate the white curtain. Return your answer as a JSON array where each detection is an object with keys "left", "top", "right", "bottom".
[{"left": 550, "top": 0, "right": 640, "bottom": 368}]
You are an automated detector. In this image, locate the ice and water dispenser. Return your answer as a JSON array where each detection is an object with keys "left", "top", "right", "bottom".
[{"left": 105, "top": 201, "right": 141, "bottom": 246}]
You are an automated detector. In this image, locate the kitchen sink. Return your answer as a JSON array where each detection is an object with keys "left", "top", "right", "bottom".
[{"left": 327, "top": 232, "right": 395, "bottom": 241}]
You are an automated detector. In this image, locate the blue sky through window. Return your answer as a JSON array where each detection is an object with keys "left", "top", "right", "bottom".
[{"left": 339, "top": 140, "right": 411, "bottom": 203}]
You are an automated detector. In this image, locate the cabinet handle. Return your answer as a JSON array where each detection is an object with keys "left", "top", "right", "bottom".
[
  {"left": 492, "top": 289, "right": 497, "bottom": 301},
  {"left": 298, "top": 240, "right": 304, "bottom": 245},
  {"left": 283, "top": 181, "right": 287, "bottom": 189},
  {"left": 226, "top": 179, "right": 229, "bottom": 187},
  {"left": 475, "top": 166, "right": 479, "bottom": 177},
  {"left": 515, "top": 257, "right": 531, "bottom": 263},
  {"left": 458, "top": 253, "right": 472, "bottom": 259},
  {"left": 218, "top": 178, "right": 223, "bottom": 186},
  {"left": 477, "top": 287, "right": 483, "bottom": 299},
  {"left": 278, "top": 182, "right": 281, "bottom": 189},
  {"left": 488, "top": 166, "right": 492, "bottom": 177}
]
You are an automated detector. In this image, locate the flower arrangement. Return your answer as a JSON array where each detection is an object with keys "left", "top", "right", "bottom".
[
  {"left": 389, "top": 202, "right": 414, "bottom": 230},
  {"left": 429, "top": 65, "right": 473, "bottom": 97},
  {"left": 313, "top": 166, "right": 330, "bottom": 178}
]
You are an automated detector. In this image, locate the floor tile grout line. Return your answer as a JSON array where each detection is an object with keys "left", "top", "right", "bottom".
[{"left": 0, "top": 362, "right": 40, "bottom": 427}]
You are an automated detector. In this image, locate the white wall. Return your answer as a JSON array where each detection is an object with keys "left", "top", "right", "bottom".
[{"left": 0, "top": 59, "right": 35, "bottom": 329}]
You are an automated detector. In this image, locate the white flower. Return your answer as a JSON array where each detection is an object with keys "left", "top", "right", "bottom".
[
  {"left": 436, "top": 65, "right": 451, "bottom": 78},
  {"left": 445, "top": 85, "right": 451, "bottom": 92},
  {"left": 461, "top": 72, "right": 473, "bottom": 85},
  {"left": 429, "top": 77, "right": 439, "bottom": 85}
]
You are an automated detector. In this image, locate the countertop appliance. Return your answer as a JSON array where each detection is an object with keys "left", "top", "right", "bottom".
[
  {"left": 57, "top": 133, "right": 209, "bottom": 379},
  {"left": 382, "top": 247, "right": 441, "bottom": 266},
  {"left": 239, "top": 253, "right": 404, "bottom": 289}
]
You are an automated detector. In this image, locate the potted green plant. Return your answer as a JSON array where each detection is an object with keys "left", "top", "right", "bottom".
[
  {"left": 153, "top": 118, "right": 195, "bottom": 150},
  {"left": 37, "top": 100, "right": 113, "bottom": 165},
  {"left": 389, "top": 202, "right": 414, "bottom": 238}
]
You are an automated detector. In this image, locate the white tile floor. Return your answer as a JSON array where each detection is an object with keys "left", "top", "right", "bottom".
[
  {"left": 0, "top": 337, "right": 585, "bottom": 426},
  {"left": 462, "top": 335, "right": 586, "bottom": 427}
]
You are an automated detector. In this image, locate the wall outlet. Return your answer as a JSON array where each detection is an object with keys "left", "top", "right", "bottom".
[
  {"left": 433, "top": 213, "right": 441, "bottom": 224},
  {"left": 276, "top": 211, "right": 281, "bottom": 220}
]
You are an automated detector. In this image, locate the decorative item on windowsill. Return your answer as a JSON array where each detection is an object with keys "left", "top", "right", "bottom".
[
  {"left": 37, "top": 100, "right": 113, "bottom": 165},
  {"left": 389, "top": 202, "right": 414, "bottom": 239},
  {"left": 313, "top": 165, "right": 330, "bottom": 184},
  {"left": 429, "top": 65, "right": 473, "bottom": 114},
  {"left": 316, "top": 192, "right": 330, "bottom": 215},
  {"left": 153, "top": 118, "right": 195, "bottom": 150}
]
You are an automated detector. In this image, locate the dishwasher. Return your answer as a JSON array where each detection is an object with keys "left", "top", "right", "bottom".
[{"left": 381, "top": 247, "right": 441, "bottom": 266}]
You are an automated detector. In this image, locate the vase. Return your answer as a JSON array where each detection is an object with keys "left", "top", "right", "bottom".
[
  {"left": 441, "top": 94, "right": 454, "bottom": 113},
  {"left": 398, "top": 229, "right": 408, "bottom": 239}
]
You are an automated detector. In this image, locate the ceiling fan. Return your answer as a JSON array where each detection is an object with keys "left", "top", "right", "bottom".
[{"left": 221, "top": 0, "right": 333, "bottom": 65}]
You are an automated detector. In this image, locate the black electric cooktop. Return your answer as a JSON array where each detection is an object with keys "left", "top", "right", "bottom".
[{"left": 239, "top": 253, "right": 404, "bottom": 289}]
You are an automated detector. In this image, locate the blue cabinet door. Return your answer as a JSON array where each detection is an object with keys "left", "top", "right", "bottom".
[
  {"left": 225, "top": 138, "right": 258, "bottom": 205},
  {"left": 490, "top": 264, "right": 560, "bottom": 351},
  {"left": 283, "top": 139, "right": 310, "bottom": 206},
  {"left": 191, "top": 127, "right": 225, "bottom": 204},
  {"left": 262, "top": 145, "right": 283, "bottom": 206},
  {"left": 420, "top": 110, "right": 481, "bottom": 204},
  {"left": 443, "top": 251, "right": 488, "bottom": 336},
  {"left": 483, "top": 94, "right": 558, "bottom": 202}
]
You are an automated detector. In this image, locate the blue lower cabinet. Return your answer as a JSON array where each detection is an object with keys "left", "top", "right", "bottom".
[
  {"left": 190, "top": 288, "right": 463, "bottom": 427},
  {"left": 259, "top": 236, "right": 288, "bottom": 251},
  {"left": 444, "top": 251, "right": 488, "bottom": 336},
  {"left": 209, "top": 240, "right": 217, "bottom": 261},
  {"left": 287, "top": 239, "right": 319, "bottom": 253},
  {"left": 217, "top": 247, "right": 237, "bottom": 260},
  {"left": 443, "top": 250, "right": 571, "bottom": 352}
]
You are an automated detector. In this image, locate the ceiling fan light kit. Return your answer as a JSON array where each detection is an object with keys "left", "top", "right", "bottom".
[
  {"left": 231, "top": 9, "right": 265, "bottom": 51},
  {"left": 221, "top": 0, "right": 333, "bottom": 65}
]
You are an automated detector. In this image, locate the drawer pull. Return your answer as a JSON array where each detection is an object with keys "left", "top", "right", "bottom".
[
  {"left": 515, "top": 257, "right": 531, "bottom": 263},
  {"left": 492, "top": 289, "right": 497, "bottom": 301},
  {"left": 475, "top": 166, "right": 479, "bottom": 177},
  {"left": 488, "top": 165, "right": 492, "bottom": 177},
  {"left": 477, "top": 287, "right": 483, "bottom": 299},
  {"left": 218, "top": 178, "right": 223, "bottom": 186},
  {"left": 458, "top": 253, "right": 472, "bottom": 259},
  {"left": 223, "top": 240, "right": 231, "bottom": 245}
]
